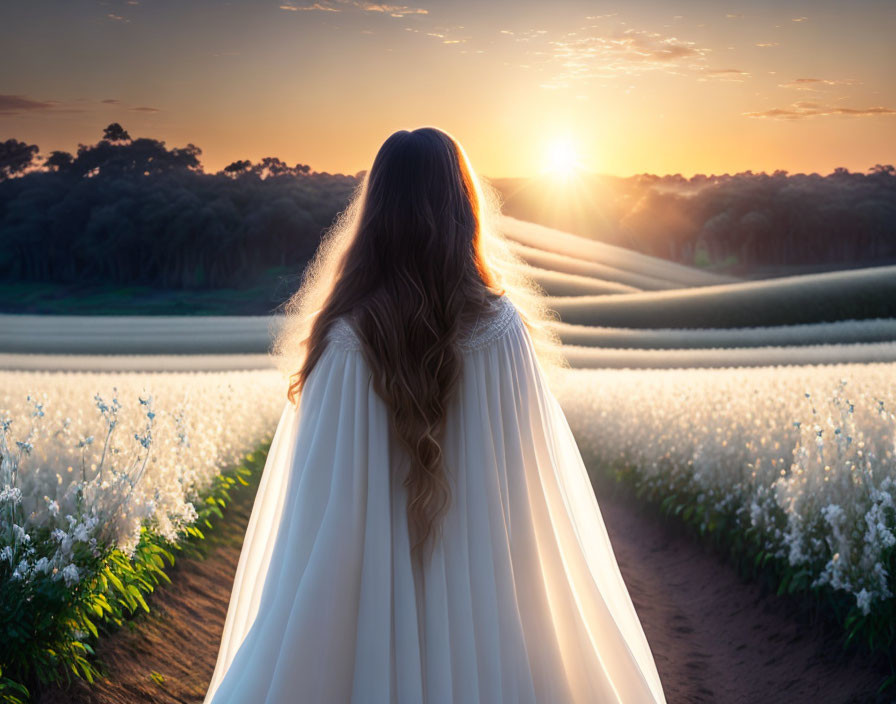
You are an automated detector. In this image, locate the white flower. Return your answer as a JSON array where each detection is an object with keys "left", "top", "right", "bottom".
[
  {"left": 0, "top": 486, "right": 23, "bottom": 504},
  {"left": 73, "top": 522, "right": 91, "bottom": 543},
  {"left": 61, "top": 563, "right": 80, "bottom": 586},
  {"left": 12, "top": 524, "right": 30, "bottom": 545},
  {"left": 13, "top": 558, "right": 30, "bottom": 579},
  {"left": 855, "top": 588, "right": 872, "bottom": 615}
]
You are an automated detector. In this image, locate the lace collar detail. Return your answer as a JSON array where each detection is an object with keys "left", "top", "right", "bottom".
[
  {"left": 461, "top": 295, "right": 517, "bottom": 350},
  {"left": 326, "top": 295, "right": 517, "bottom": 353}
]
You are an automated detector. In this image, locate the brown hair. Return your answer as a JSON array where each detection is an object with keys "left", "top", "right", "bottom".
[{"left": 272, "top": 127, "right": 566, "bottom": 566}]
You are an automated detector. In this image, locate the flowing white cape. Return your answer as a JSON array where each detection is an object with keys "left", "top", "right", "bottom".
[{"left": 204, "top": 296, "right": 666, "bottom": 703}]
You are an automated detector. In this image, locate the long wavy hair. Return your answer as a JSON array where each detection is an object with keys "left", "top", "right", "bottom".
[{"left": 272, "top": 127, "right": 567, "bottom": 566}]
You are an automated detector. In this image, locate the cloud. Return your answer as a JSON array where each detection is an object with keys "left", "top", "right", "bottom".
[
  {"left": 357, "top": 2, "right": 427, "bottom": 17},
  {"left": 280, "top": 2, "right": 340, "bottom": 10},
  {"left": 744, "top": 101, "right": 896, "bottom": 120},
  {"left": 614, "top": 29, "right": 705, "bottom": 61},
  {"left": 279, "top": 0, "right": 427, "bottom": 16},
  {"left": 0, "top": 94, "right": 57, "bottom": 114},
  {"left": 701, "top": 67, "right": 750, "bottom": 81},
  {"left": 755, "top": 42, "right": 780, "bottom": 47},
  {"left": 538, "top": 27, "right": 710, "bottom": 88},
  {"left": 414, "top": 23, "right": 467, "bottom": 44},
  {"left": 791, "top": 16, "right": 808, "bottom": 22},
  {"left": 777, "top": 77, "right": 859, "bottom": 91},
  {"left": 106, "top": 13, "right": 130, "bottom": 22},
  {"left": 102, "top": 98, "right": 161, "bottom": 111},
  {"left": 0, "top": 95, "right": 159, "bottom": 116},
  {"left": 500, "top": 28, "right": 547, "bottom": 43}
]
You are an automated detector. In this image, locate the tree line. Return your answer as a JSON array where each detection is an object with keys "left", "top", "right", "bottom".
[
  {"left": 0, "top": 124, "right": 359, "bottom": 290},
  {"left": 1, "top": 123, "right": 894, "bottom": 288}
]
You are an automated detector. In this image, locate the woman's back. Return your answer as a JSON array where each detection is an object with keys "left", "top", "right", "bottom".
[{"left": 204, "top": 294, "right": 666, "bottom": 703}]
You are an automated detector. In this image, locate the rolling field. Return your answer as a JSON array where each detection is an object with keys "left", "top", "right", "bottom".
[{"left": 4, "top": 215, "right": 895, "bottom": 366}]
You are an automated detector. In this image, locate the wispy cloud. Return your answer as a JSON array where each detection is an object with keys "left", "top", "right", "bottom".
[
  {"left": 744, "top": 101, "right": 896, "bottom": 120},
  {"left": 279, "top": 0, "right": 427, "bottom": 16},
  {"left": 0, "top": 94, "right": 162, "bottom": 116},
  {"left": 106, "top": 13, "right": 130, "bottom": 22},
  {"left": 536, "top": 27, "right": 711, "bottom": 88},
  {"left": 359, "top": 2, "right": 427, "bottom": 17},
  {"left": 755, "top": 42, "right": 780, "bottom": 47},
  {"left": 405, "top": 23, "right": 469, "bottom": 46},
  {"left": 0, "top": 94, "right": 89, "bottom": 115},
  {"left": 701, "top": 67, "right": 751, "bottom": 81},
  {"left": 497, "top": 28, "right": 548, "bottom": 42},
  {"left": 0, "top": 94, "right": 57, "bottom": 114},
  {"left": 777, "top": 77, "right": 859, "bottom": 91},
  {"left": 279, "top": 2, "right": 340, "bottom": 11},
  {"left": 791, "top": 16, "right": 808, "bottom": 22}
]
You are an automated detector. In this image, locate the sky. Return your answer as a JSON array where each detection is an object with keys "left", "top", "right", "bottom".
[{"left": 1, "top": 0, "right": 894, "bottom": 179}]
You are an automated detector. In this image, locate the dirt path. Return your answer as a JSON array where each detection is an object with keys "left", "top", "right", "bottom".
[
  {"left": 597, "top": 485, "right": 892, "bottom": 704},
  {"left": 39, "top": 479, "right": 892, "bottom": 704}
]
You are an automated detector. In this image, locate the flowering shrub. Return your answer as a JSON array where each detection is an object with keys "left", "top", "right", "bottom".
[
  {"left": 554, "top": 361, "right": 896, "bottom": 656},
  {"left": 0, "top": 370, "right": 284, "bottom": 697}
]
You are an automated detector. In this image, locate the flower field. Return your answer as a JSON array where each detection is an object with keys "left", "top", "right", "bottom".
[
  {"left": 1, "top": 369, "right": 285, "bottom": 558},
  {"left": 554, "top": 361, "right": 896, "bottom": 638},
  {"left": 4, "top": 355, "right": 896, "bottom": 695},
  {"left": 0, "top": 369, "right": 285, "bottom": 698}
]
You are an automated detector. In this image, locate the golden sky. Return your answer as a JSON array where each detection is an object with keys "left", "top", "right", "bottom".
[{"left": 1, "top": 0, "right": 894, "bottom": 178}]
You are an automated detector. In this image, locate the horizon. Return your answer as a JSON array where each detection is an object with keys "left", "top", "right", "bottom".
[
  {"left": 2, "top": 0, "right": 895, "bottom": 179},
  {"left": 6, "top": 120, "right": 894, "bottom": 182}
]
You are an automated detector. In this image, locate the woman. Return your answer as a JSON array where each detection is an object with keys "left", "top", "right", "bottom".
[{"left": 204, "top": 127, "right": 666, "bottom": 703}]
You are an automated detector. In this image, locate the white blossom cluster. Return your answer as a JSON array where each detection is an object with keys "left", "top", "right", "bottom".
[
  {"left": 0, "top": 369, "right": 286, "bottom": 587},
  {"left": 554, "top": 362, "right": 896, "bottom": 615}
]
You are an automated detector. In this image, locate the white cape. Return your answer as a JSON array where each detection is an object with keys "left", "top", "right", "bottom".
[{"left": 204, "top": 295, "right": 666, "bottom": 703}]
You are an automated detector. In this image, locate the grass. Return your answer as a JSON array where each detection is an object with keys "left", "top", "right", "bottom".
[{"left": 0, "top": 270, "right": 297, "bottom": 317}]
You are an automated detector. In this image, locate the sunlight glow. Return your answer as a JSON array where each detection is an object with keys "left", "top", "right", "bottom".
[{"left": 543, "top": 136, "right": 582, "bottom": 178}]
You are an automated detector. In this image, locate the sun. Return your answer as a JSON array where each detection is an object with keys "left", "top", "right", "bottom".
[{"left": 542, "top": 136, "right": 583, "bottom": 178}]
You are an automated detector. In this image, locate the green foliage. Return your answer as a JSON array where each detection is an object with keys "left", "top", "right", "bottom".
[
  {"left": 0, "top": 666, "right": 30, "bottom": 704},
  {"left": 0, "top": 446, "right": 268, "bottom": 701}
]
